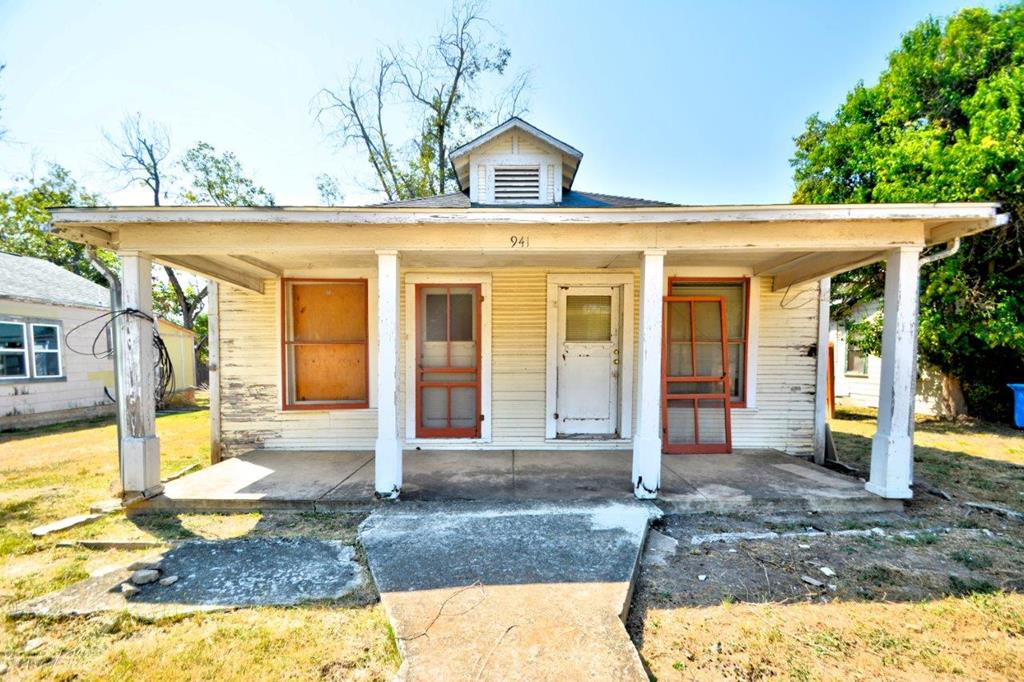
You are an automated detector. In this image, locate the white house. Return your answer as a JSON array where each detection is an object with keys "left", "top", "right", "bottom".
[
  {"left": 0, "top": 253, "right": 116, "bottom": 430},
  {"left": 0, "top": 252, "right": 196, "bottom": 430},
  {"left": 47, "top": 118, "right": 1007, "bottom": 501},
  {"left": 829, "top": 303, "right": 942, "bottom": 417}
]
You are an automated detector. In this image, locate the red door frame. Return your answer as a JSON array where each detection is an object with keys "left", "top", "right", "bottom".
[
  {"left": 415, "top": 283, "right": 482, "bottom": 438},
  {"left": 661, "top": 295, "right": 733, "bottom": 454}
]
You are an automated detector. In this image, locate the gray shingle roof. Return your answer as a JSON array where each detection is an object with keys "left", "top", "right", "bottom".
[
  {"left": 0, "top": 252, "right": 109, "bottom": 309},
  {"left": 372, "top": 190, "right": 675, "bottom": 209}
]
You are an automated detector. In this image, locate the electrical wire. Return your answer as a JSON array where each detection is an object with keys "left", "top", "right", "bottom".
[{"left": 65, "top": 308, "right": 176, "bottom": 408}]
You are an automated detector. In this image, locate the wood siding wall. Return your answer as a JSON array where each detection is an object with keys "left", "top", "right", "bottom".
[{"left": 218, "top": 271, "right": 818, "bottom": 457}]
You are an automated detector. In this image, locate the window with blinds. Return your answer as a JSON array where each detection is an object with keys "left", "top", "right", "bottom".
[{"left": 493, "top": 165, "right": 541, "bottom": 201}]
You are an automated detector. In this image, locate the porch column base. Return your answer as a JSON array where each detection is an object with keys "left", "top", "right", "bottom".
[
  {"left": 865, "top": 433, "right": 913, "bottom": 499},
  {"left": 121, "top": 435, "right": 161, "bottom": 495},
  {"left": 374, "top": 438, "right": 402, "bottom": 499},
  {"left": 632, "top": 436, "right": 662, "bottom": 499}
]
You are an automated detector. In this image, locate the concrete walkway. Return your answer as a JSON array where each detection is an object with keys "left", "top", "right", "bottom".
[
  {"left": 359, "top": 501, "right": 658, "bottom": 681},
  {"left": 141, "top": 449, "right": 899, "bottom": 513}
]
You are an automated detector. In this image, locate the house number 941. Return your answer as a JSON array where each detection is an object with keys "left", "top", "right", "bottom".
[{"left": 510, "top": 235, "right": 530, "bottom": 248}]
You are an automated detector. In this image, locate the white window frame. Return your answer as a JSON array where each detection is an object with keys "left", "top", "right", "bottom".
[
  {"left": 404, "top": 272, "right": 492, "bottom": 445},
  {"left": 0, "top": 320, "right": 30, "bottom": 380},
  {"left": 30, "top": 323, "right": 64, "bottom": 379}
]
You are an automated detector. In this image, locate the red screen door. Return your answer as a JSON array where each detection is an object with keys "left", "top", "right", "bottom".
[
  {"left": 662, "top": 296, "right": 733, "bottom": 454},
  {"left": 415, "top": 284, "right": 482, "bottom": 438}
]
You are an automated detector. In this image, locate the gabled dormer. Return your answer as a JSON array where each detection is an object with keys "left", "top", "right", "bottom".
[{"left": 449, "top": 118, "right": 583, "bottom": 205}]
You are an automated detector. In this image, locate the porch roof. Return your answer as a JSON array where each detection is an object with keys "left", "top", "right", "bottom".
[{"left": 47, "top": 202, "right": 1006, "bottom": 295}]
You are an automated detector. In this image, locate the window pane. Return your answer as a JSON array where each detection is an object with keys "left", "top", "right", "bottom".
[
  {"left": 1, "top": 353, "right": 26, "bottom": 377},
  {"left": 0, "top": 323, "right": 25, "bottom": 350},
  {"left": 729, "top": 343, "right": 744, "bottom": 400},
  {"left": 34, "top": 352, "right": 60, "bottom": 377},
  {"left": 671, "top": 282, "right": 746, "bottom": 339},
  {"left": 846, "top": 349, "right": 867, "bottom": 375},
  {"left": 668, "top": 301, "right": 691, "bottom": 342},
  {"left": 32, "top": 325, "right": 59, "bottom": 351},
  {"left": 450, "top": 387, "right": 478, "bottom": 428},
  {"left": 449, "top": 293, "right": 474, "bottom": 341},
  {"left": 424, "top": 293, "right": 447, "bottom": 342},
  {"left": 565, "top": 295, "right": 611, "bottom": 342},
  {"left": 693, "top": 301, "right": 724, "bottom": 341}
]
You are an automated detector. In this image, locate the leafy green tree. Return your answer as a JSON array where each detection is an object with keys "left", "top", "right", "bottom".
[
  {"left": 179, "top": 142, "right": 275, "bottom": 207},
  {"left": 0, "top": 164, "right": 116, "bottom": 283},
  {"left": 791, "top": 4, "right": 1024, "bottom": 420}
]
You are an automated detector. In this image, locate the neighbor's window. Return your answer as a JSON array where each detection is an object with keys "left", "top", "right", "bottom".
[
  {"left": 0, "top": 320, "right": 64, "bottom": 380},
  {"left": 31, "top": 324, "right": 63, "bottom": 377},
  {"left": 845, "top": 347, "right": 868, "bottom": 376},
  {"left": 0, "top": 321, "right": 29, "bottom": 379},
  {"left": 282, "top": 279, "right": 368, "bottom": 409},
  {"left": 668, "top": 278, "right": 750, "bottom": 406}
]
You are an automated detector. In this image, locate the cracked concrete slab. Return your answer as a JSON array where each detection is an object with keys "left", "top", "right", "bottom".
[
  {"left": 9, "top": 538, "right": 364, "bottom": 620},
  {"left": 359, "top": 501, "right": 658, "bottom": 681}
]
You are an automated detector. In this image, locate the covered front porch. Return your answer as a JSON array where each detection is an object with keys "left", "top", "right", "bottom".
[
  {"left": 137, "top": 448, "right": 900, "bottom": 514},
  {"left": 46, "top": 202, "right": 1006, "bottom": 505}
]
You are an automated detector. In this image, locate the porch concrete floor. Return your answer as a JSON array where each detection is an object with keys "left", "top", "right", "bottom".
[{"left": 139, "top": 450, "right": 901, "bottom": 514}]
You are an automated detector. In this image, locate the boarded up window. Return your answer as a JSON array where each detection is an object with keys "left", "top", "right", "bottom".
[{"left": 283, "top": 280, "right": 368, "bottom": 408}]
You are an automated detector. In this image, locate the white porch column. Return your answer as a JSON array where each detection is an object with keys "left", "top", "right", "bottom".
[
  {"left": 813, "top": 277, "right": 832, "bottom": 465},
  {"left": 632, "top": 249, "right": 666, "bottom": 499},
  {"left": 375, "top": 250, "right": 402, "bottom": 498},
  {"left": 866, "top": 246, "right": 922, "bottom": 499},
  {"left": 118, "top": 252, "right": 161, "bottom": 496}
]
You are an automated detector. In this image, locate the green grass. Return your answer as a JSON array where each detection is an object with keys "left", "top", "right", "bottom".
[{"left": 830, "top": 405, "right": 1024, "bottom": 511}]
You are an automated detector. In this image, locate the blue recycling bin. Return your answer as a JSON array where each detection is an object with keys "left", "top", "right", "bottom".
[{"left": 1010, "top": 384, "right": 1024, "bottom": 429}]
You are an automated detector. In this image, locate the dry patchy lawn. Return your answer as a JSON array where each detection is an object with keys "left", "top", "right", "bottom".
[
  {"left": 0, "top": 412, "right": 398, "bottom": 680},
  {"left": 830, "top": 405, "right": 1024, "bottom": 511},
  {"left": 632, "top": 409, "right": 1024, "bottom": 680}
]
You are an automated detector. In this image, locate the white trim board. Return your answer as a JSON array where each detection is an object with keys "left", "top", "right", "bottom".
[
  {"left": 403, "top": 272, "right": 493, "bottom": 444},
  {"left": 545, "top": 273, "right": 635, "bottom": 441}
]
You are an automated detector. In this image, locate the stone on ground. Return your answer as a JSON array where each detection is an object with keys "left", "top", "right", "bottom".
[
  {"left": 130, "top": 569, "right": 160, "bottom": 585},
  {"left": 29, "top": 513, "right": 102, "bottom": 537},
  {"left": 9, "top": 537, "right": 364, "bottom": 619},
  {"left": 359, "top": 501, "right": 657, "bottom": 681}
]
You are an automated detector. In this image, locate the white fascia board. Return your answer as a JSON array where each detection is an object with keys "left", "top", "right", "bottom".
[{"left": 48, "top": 203, "right": 1005, "bottom": 227}]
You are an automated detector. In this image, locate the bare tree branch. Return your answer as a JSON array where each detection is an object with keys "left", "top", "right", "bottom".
[{"left": 102, "top": 113, "right": 171, "bottom": 205}]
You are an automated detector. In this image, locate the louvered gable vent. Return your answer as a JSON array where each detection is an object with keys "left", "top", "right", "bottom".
[{"left": 493, "top": 165, "right": 541, "bottom": 202}]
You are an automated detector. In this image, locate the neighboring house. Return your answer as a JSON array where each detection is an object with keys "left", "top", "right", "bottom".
[
  {"left": 156, "top": 317, "right": 198, "bottom": 395},
  {"left": 0, "top": 252, "right": 196, "bottom": 431},
  {"left": 47, "top": 117, "right": 1007, "bottom": 501},
  {"left": 829, "top": 303, "right": 941, "bottom": 416},
  {"left": 0, "top": 252, "right": 116, "bottom": 430}
]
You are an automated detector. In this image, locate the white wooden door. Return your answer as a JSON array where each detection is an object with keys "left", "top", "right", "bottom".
[{"left": 556, "top": 286, "right": 620, "bottom": 436}]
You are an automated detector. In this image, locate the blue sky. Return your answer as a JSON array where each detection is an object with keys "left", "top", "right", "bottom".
[{"left": 0, "top": 0, "right": 1001, "bottom": 206}]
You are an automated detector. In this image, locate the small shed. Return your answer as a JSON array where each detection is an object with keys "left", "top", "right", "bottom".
[{"left": 156, "top": 318, "right": 197, "bottom": 393}]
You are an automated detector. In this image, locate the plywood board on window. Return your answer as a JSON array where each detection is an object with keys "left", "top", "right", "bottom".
[
  {"left": 291, "top": 282, "right": 367, "bottom": 343},
  {"left": 294, "top": 344, "right": 366, "bottom": 401}
]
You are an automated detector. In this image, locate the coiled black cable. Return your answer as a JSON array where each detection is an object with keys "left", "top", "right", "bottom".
[{"left": 65, "top": 308, "right": 176, "bottom": 408}]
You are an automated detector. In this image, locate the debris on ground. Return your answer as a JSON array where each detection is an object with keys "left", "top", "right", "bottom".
[
  {"left": 29, "top": 513, "right": 103, "bottom": 537},
  {"left": 130, "top": 569, "right": 160, "bottom": 585}
]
